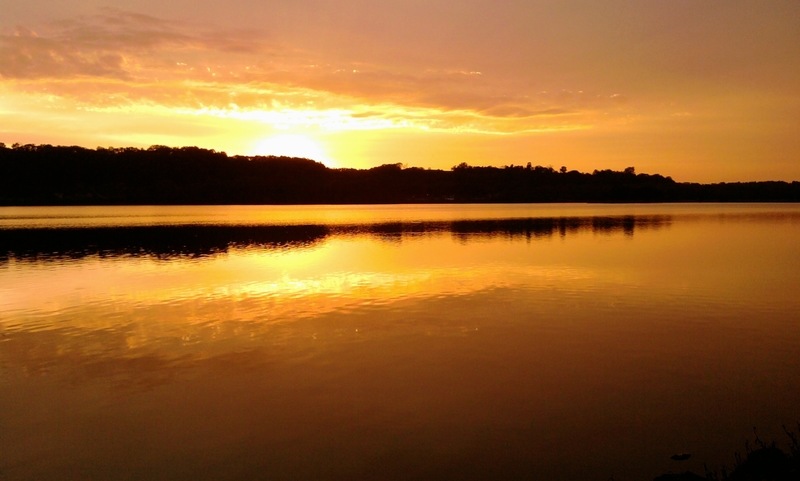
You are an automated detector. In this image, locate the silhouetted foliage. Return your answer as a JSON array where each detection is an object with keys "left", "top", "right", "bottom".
[
  {"left": 0, "top": 225, "right": 330, "bottom": 261},
  {"left": 654, "top": 424, "right": 800, "bottom": 481},
  {"left": 0, "top": 216, "right": 671, "bottom": 262},
  {"left": 1, "top": 143, "right": 798, "bottom": 205}
]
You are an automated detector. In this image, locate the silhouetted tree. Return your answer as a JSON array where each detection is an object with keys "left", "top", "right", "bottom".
[{"left": 1, "top": 143, "right": 798, "bottom": 205}]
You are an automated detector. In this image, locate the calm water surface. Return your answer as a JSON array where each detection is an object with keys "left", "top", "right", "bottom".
[{"left": 1, "top": 203, "right": 799, "bottom": 481}]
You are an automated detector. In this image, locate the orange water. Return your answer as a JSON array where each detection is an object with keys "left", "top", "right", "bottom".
[{"left": 2, "top": 204, "right": 799, "bottom": 480}]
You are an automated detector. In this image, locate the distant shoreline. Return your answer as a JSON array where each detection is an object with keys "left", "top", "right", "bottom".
[{"left": 2, "top": 144, "right": 799, "bottom": 205}]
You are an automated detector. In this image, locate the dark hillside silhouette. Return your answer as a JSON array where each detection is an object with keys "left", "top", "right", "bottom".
[{"left": 1, "top": 143, "right": 798, "bottom": 205}]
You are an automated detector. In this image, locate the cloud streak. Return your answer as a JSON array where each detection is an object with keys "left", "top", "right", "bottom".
[{"left": 0, "top": 9, "right": 620, "bottom": 136}]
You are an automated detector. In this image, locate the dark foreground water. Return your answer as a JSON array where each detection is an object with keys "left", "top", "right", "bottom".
[{"left": 1, "top": 203, "right": 799, "bottom": 481}]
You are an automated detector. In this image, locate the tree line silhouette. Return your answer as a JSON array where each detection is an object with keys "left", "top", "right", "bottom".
[
  {"left": 1, "top": 216, "right": 670, "bottom": 262},
  {"left": 2, "top": 143, "right": 799, "bottom": 205}
]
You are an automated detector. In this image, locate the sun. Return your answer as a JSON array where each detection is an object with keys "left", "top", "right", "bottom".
[{"left": 251, "top": 134, "right": 336, "bottom": 167}]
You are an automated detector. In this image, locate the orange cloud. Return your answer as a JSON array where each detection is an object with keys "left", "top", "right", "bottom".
[{"left": 0, "top": 9, "right": 619, "bottom": 137}]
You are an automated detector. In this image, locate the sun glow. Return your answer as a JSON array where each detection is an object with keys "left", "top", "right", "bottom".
[{"left": 251, "top": 134, "right": 336, "bottom": 167}]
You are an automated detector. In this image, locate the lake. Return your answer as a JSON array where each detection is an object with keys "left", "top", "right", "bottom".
[{"left": 1, "top": 203, "right": 799, "bottom": 481}]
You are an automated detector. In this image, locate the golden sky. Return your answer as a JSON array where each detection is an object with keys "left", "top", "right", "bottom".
[{"left": 1, "top": 1, "right": 799, "bottom": 182}]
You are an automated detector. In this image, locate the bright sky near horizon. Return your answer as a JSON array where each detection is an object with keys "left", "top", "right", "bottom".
[{"left": 1, "top": 1, "right": 799, "bottom": 182}]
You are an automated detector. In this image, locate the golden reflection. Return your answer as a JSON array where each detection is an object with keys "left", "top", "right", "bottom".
[
  {"left": 3, "top": 206, "right": 799, "bottom": 373},
  {"left": 0, "top": 232, "right": 612, "bottom": 381},
  {"left": 3, "top": 206, "right": 800, "bottom": 481}
]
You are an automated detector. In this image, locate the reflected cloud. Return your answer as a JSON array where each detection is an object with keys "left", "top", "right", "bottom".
[{"left": 0, "top": 262, "right": 595, "bottom": 388}]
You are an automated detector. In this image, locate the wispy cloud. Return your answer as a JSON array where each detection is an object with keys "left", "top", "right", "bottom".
[{"left": 0, "top": 9, "right": 623, "bottom": 136}]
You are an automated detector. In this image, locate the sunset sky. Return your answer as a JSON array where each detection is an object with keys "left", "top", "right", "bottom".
[{"left": 2, "top": 1, "right": 799, "bottom": 182}]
